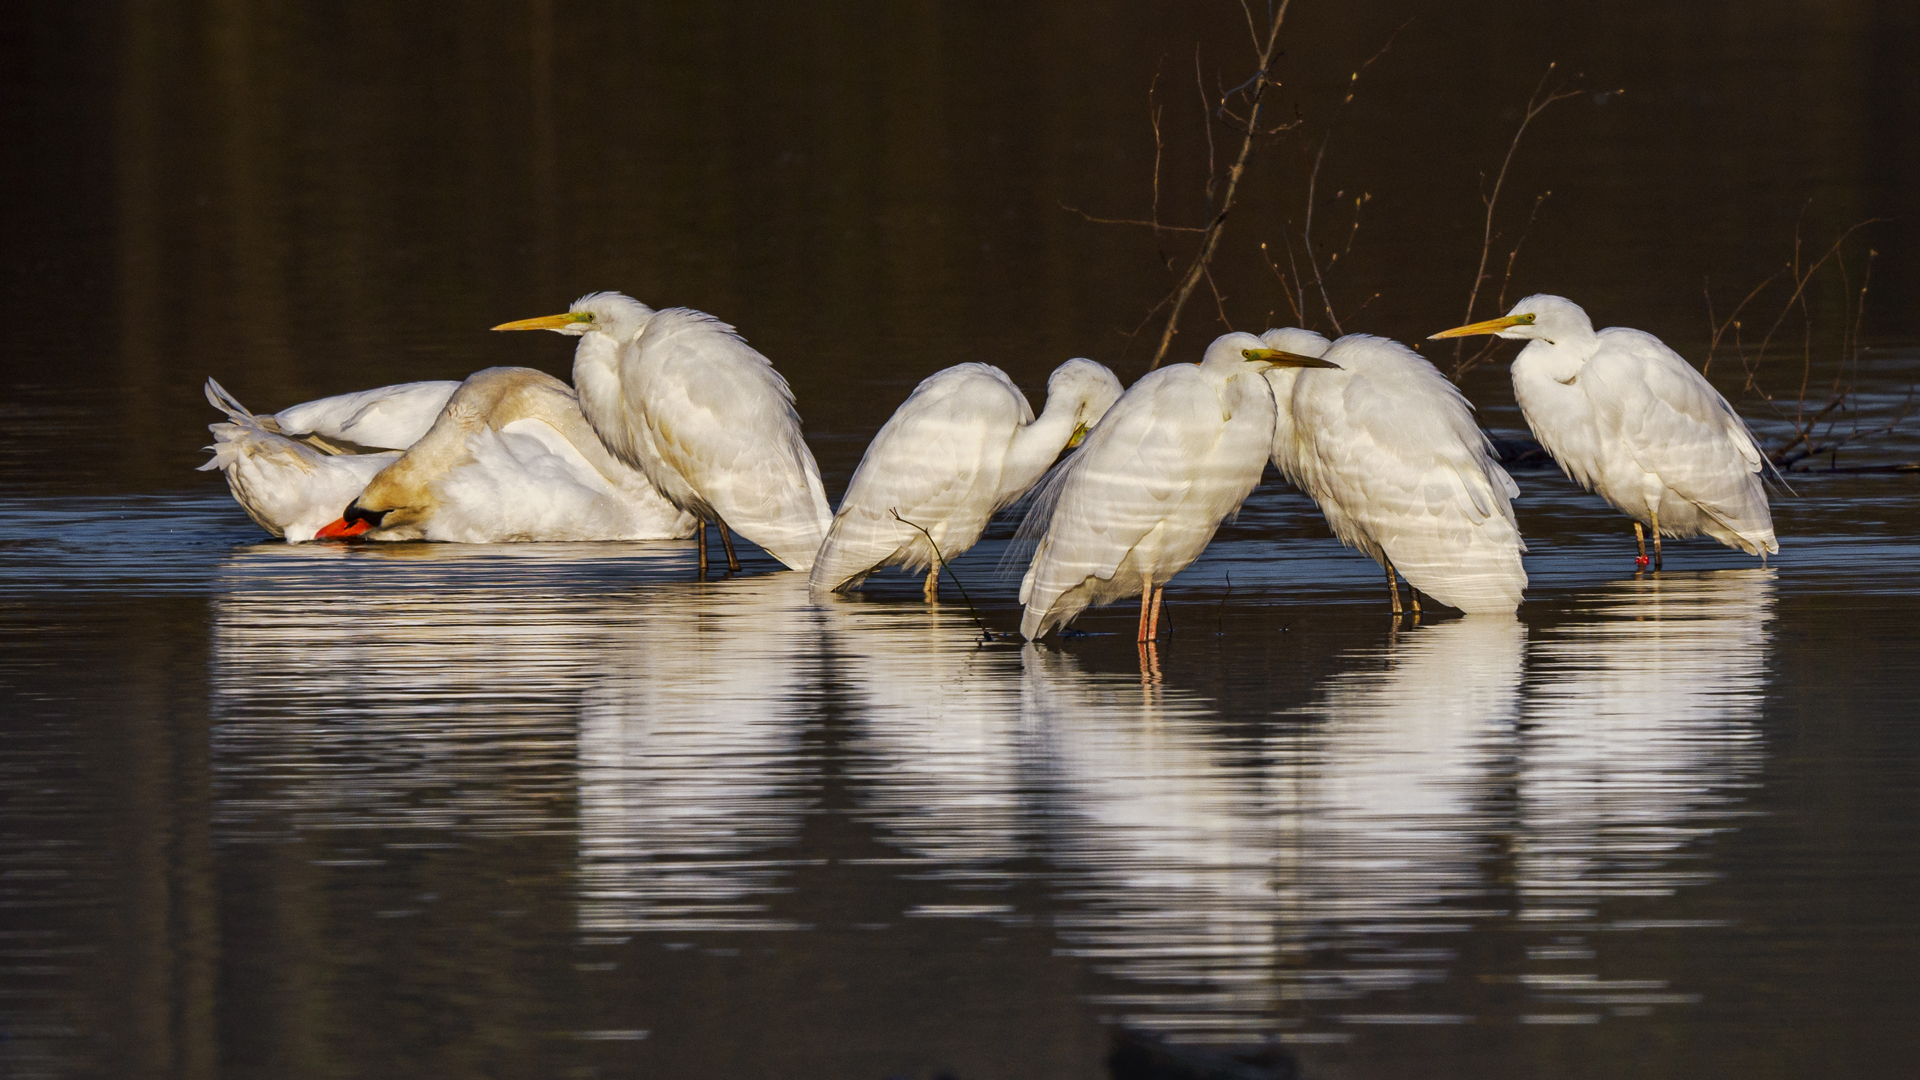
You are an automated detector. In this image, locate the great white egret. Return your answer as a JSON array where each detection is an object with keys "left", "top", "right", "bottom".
[
  {"left": 1262, "top": 328, "right": 1527, "bottom": 614},
  {"left": 493, "top": 293, "right": 833, "bottom": 574},
  {"left": 312, "top": 367, "right": 696, "bottom": 542},
  {"left": 1430, "top": 295, "right": 1777, "bottom": 568},
  {"left": 1018, "top": 332, "right": 1338, "bottom": 642},
  {"left": 200, "top": 378, "right": 401, "bottom": 541},
  {"left": 810, "top": 359, "right": 1123, "bottom": 599}
]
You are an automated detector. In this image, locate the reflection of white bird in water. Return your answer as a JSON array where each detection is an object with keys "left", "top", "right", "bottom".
[
  {"left": 1431, "top": 295, "right": 1777, "bottom": 568},
  {"left": 494, "top": 292, "right": 833, "bottom": 574},
  {"left": 314, "top": 367, "right": 695, "bottom": 542},
  {"left": 810, "top": 359, "right": 1123, "bottom": 599},
  {"left": 1262, "top": 328, "right": 1527, "bottom": 614},
  {"left": 199, "top": 379, "right": 403, "bottom": 542},
  {"left": 1018, "top": 332, "right": 1336, "bottom": 642}
]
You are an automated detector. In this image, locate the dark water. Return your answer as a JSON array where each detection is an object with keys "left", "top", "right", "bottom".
[{"left": 3, "top": 3, "right": 1919, "bottom": 1079}]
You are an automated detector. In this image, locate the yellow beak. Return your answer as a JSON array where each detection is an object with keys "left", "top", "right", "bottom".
[
  {"left": 1427, "top": 313, "right": 1533, "bottom": 340},
  {"left": 1065, "top": 422, "right": 1090, "bottom": 449},
  {"left": 1245, "top": 346, "right": 1341, "bottom": 369},
  {"left": 490, "top": 311, "right": 591, "bottom": 332}
]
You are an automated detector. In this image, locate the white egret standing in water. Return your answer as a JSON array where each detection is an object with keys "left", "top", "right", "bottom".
[
  {"left": 1018, "top": 332, "right": 1338, "bottom": 642},
  {"left": 316, "top": 367, "right": 695, "bottom": 543},
  {"left": 810, "top": 359, "right": 1123, "bottom": 599},
  {"left": 1430, "top": 295, "right": 1776, "bottom": 568},
  {"left": 494, "top": 293, "right": 833, "bottom": 574},
  {"left": 1262, "top": 328, "right": 1527, "bottom": 614}
]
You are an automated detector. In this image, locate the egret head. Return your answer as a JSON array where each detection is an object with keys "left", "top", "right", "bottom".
[
  {"left": 1047, "top": 358, "right": 1124, "bottom": 444},
  {"left": 491, "top": 291, "right": 654, "bottom": 342},
  {"left": 1260, "top": 327, "right": 1334, "bottom": 358},
  {"left": 1203, "top": 330, "right": 1342, "bottom": 373},
  {"left": 1428, "top": 294, "right": 1594, "bottom": 345}
]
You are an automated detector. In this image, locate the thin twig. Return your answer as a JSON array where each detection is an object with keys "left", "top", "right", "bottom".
[
  {"left": 1450, "top": 66, "right": 1588, "bottom": 379},
  {"left": 889, "top": 509, "right": 995, "bottom": 643}
]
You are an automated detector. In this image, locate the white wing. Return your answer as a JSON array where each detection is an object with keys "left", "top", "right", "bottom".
[
  {"left": 624, "top": 310, "right": 833, "bottom": 569},
  {"left": 810, "top": 364, "right": 1030, "bottom": 591},
  {"left": 1582, "top": 329, "right": 1775, "bottom": 552},
  {"left": 270, "top": 380, "right": 461, "bottom": 450},
  {"left": 1292, "top": 337, "right": 1527, "bottom": 613}
]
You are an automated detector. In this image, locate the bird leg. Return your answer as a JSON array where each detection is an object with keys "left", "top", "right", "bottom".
[
  {"left": 1650, "top": 510, "right": 1662, "bottom": 570},
  {"left": 717, "top": 520, "right": 740, "bottom": 573},
  {"left": 1386, "top": 561, "right": 1403, "bottom": 616},
  {"left": 922, "top": 565, "right": 940, "bottom": 603},
  {"left": 1148, "top": 583, "right": 1165, "bottom": 642},
  {"left": 1137, "top": 579, "right": 1153, "bottom": 643},
  {"left": 1634, "top": 522, "right": 1650, "bottom": 569},
  {"left": 697, "top": 518, "right": 709, "bottom": 579}
]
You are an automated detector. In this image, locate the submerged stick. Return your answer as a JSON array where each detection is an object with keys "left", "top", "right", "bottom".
[{"left": 889, "top": 509, "right": 995, "bottom": 642}]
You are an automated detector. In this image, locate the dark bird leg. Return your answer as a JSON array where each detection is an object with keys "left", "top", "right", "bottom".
[{"left": 717, "top": 520, "right": 740, "bottom": 572}]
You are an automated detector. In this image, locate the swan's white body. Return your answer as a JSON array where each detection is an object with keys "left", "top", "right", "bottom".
[
  {"left": 268, "top": 379, "right": 459, "bottom": 451},
  {"left": 199, "top": 379, "right": 401, "bottom": 541},
  {"left": 810, "top": 359, "right": 1122, "bottom": 594},
  {"left": 1262, "top": 329, "right": 1527, "bottom": 613},
  {"left": 333, "top": 366, "right": 696, "bottom": 543},
  {"left": 1019, "top": 333, "right": 1291, "bottom": 641},
  {"left": 1432, "top": 294, "right": 1776, "bottom": 560},
  {"left": 498, "top": 293, "right": 833, "bottom": 571}
]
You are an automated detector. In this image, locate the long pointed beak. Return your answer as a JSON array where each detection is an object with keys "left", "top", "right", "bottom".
[
  {"left": 1428, "top": 314, "right": 1531, "bottom": 340},
  {"left": 1246, "top": 347, "right": 1341, "bottom": 369},
  {"left": 315, "top": 517, "right": 371, "bottom": 540},
  {"left": 490, "top": 312, "right": 590, "bottom": 332},
  {"left": 1065, "top": 422, "right": 1090, "bottom": 449}
]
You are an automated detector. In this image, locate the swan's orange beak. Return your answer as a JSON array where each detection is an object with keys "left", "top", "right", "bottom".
[{"left": 315, "top": 517, "right": 371, "bottom": 539}]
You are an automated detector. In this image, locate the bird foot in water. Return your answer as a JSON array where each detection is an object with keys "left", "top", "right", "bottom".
[{"left": 1635, "top": 555, "right": 1651, "bottom": 568}]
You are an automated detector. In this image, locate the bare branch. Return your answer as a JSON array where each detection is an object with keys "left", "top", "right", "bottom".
[
  {"left": 1145, "top": 1, "right": 1294, "bottom": 370},
  {"left": 1450, "top": 65, "right": 1588, "bottom": 377},
  {"left": 1059, "top": 202, "right": 1207, "bottom": 234}
]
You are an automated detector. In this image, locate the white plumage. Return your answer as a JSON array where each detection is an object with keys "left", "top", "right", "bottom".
[
  {"left": 495, "top": 293, "right": 833, "bottom": 573},
  {"left": 199, "top": 379, "right": 400, "bottom": 541},
  {"left": 1431, "top": 294, "right": 1776, "bottom": 566},
  {"left": 1262, "top": 329, "right": 1527, "bottom": 614},
  {"left": 810, "top": 359, "right": 1123, "bottom": 597},
  {"left": 325, "top": 366, "right": 696, "bottom": 543},
  {"left": 1019, "top": 332, "right": 1332, "bottom": 641},
  {"left": 265, "top": 379, "right": 459, "bottom": 451}
]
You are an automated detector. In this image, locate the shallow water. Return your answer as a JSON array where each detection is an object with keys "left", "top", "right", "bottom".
[{"left": 4, "top": 3, "right": 1920, "bottom": 1079}]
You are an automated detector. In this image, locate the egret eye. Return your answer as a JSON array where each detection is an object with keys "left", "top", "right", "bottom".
[{"left": 1516, "top": 313, "right": 1537, "bottom": 324}]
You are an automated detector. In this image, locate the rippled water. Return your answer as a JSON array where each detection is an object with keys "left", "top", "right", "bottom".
[{"left": 5, "top": 2, "right": 1920, "bottom": 1078}]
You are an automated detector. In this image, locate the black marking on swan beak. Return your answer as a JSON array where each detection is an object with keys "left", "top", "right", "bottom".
[{"left": 343, "top": 502, "right": 390, "bottom": 529}]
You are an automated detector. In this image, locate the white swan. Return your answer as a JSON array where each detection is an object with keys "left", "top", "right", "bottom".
[{"left": 317, "top": 366, "right": 696, "bottom": 543}]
